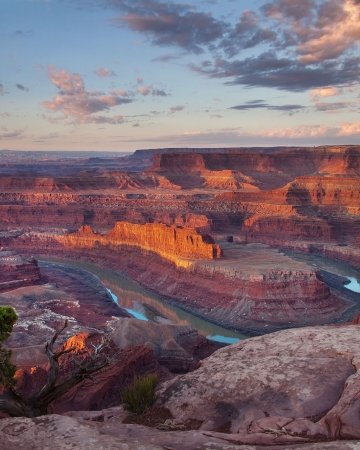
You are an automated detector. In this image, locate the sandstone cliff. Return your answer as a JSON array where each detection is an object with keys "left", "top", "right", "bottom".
[
  {"left": 6, "top": 232, "right": 348, "bottom": 334},
  {"left": 146, "top": 146, "right": 360, "bottom": 190},
  {"left": 57, "top": 222, "right": 222, "bottom": 262}
]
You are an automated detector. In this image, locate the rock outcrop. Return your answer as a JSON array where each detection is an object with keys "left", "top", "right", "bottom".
[
  {"left": 1, "top": 414, "right": 360, "bottom": 450},
  {"left": 3, "top": 323, "right": 360, "bottom": 449},
  {"left": 57, "top": 222, "right": 222, "bottom": 262},
  {"left": 0, "top": 260, "right": 129, "bottom": 367},
  {"left": 0, "top": 249, "right": 42, "bottom": 292},
  {"left": 109, "top": 318, "right": 219, "bottom": 373},
  {"left": 48, "top": 334, "right": 159, "bottom": 413},
  {"left": 158, "top": 323, "right": 360, "bottom": 445}
]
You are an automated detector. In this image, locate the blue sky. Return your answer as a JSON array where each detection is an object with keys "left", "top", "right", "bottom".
[{"left": 1, "top": 0, "right": 360, "bottom": 152}]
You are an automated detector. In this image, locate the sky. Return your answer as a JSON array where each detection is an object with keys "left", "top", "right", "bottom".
[{"left": 1, "top": 0, "right": 360, "bottom": 152}]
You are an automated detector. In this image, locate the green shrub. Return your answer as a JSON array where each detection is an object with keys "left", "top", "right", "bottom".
[
  {"left": 122, "top": 373, "right": 159, "bottom": 415},
  {"left": 0, "top": 306, "right": 18, "bottom": 388}
]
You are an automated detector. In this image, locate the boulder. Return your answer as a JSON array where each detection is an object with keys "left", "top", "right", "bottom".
[{"left": 158, "top": 324, "right": 360, "bottom": 443}]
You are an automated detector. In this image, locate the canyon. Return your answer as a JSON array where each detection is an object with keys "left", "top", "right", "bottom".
[
  {"left": 1, "top": 146, "right": 360, "bottom": 333},
  {"left": 1, "top": 146, "right": 360, "bottom": 449}
]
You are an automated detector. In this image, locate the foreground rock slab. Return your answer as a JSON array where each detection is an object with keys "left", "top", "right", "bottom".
[
  {"left": 158, "top": 324, "right": 360, "bottom": 443},
  {"left": 0, "top": 414, "right": 360, "bottom": 450}
]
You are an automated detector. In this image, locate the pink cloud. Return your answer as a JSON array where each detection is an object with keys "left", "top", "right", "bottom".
[
  {"left": 40, "top": 66, "right": 132, "bottom": 125},
  {"left": 95, "top": 67, "right": 117, "bottom": 77},
  {"left": 297, "top": 0, "right": 360, "bottom": 64},
  {"left": 0, "top": 128, "right": 24, "bottom": 140},
  {"left": 170, "top": 104, "right": 184, "bottom": 113},
  {"left": 110, "top": 89, "right": 135, "bottom": 97},
  {"left": 310, "top": 86, "right": 340, "bottom": 102}
]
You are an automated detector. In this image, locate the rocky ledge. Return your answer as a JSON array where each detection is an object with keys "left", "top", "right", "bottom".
[
  {"left": 1, "top": 323, "right": 360, "bottom": 449},
  {"left": 157, "top": 323, "right": 360, "bottom": 445},
  {"left": 0, "top": 249, "right": 42, "bottom": 292}
]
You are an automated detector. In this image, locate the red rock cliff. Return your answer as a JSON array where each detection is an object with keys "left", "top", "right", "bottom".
[{"left": 58, "top": 222, "right": 222, "bottom": 262}]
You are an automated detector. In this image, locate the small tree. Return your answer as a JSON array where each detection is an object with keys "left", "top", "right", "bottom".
[
  {"left": 0, "top": 306, "right": 18, "bottom": 388},
  {"left": 0, "top": 320, "right": 115, "bottom": 417}
]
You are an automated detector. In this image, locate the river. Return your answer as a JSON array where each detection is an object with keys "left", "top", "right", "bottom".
[
  {"left": 282, "top": 249, "right": 360, "bottom": 293},
  {"left": 39, "top": 250, "right": 360, "bottom": 345},
  {"left": 39, "top": 257, "right": 247, "bottom": 344}
]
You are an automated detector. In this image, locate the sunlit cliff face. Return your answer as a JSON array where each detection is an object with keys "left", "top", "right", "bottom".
[
  {"left": 57, "top": 222, "right": 222, "bottom": 264},
  {"left": 63, "top": 334, "right": 91, "bottom": 352}
]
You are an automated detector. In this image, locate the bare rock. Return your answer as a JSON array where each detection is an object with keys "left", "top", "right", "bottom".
[
  {"left": 0, "top": 249, "right": 42, "bottom": 292},
  {"left": 1, "top": 413, "right": 360, "bottom": 450},
  {"left": 110, "top": 318, "right": 219, "bottom": 372},
  {"left": 158, "top": 324, "right": 360, "bottom": 442},
  {"left": 0, "top": 415, "right": 164, "bottom": 450}
]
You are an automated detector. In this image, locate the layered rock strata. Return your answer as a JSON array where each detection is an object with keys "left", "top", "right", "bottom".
[
  {"left": 109, "top": 318, "right": 219, "bottom": 373},
  {"left": 56, "top": 222, "right": 222, "bottom": 262},
  {"left": 0, "top": 258, "right": 219, "bottom": 374},
  {"left": 4, "top": 231, "right": 347, "bottom": 334},
  {"left": 0, "top": 249, "right": 42, "bottom": 292}
]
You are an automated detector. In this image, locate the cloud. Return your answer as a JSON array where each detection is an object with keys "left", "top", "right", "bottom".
[
  {"left": 151, "top": 52, "right": 186, "bottom": 62},
  {"left": 108, "top": 0, "right": 228, "bottom": 54},
  {"left": 309, "top": 86, "right": 340, "bottom": 101},
  {"left": 109, "top": 89, "right": 135, "bottom": 97},
  {"left": 220, "top": 10, "right": 277, "bottom": 57},
  {"left": 40, "top": 65, "right": 132, "bottom": 124},
  {"left": 191, "top": 52, "right": 360, "bottom": 92},
  {"left": 88, "top": 0, "right": 360, "bottom": 92},
  {"left": 15, "top": 29, "right": 33, "bottom": 36},
  {"left": 95, "top": 67, "right": 117, "bottom": 77},
  {"left": 74, "top": 114, "right": 124, "bottom": 124},
  {"left": 230, "top": 99, "right": 304, "bottom": 112},
  {"left": 170, "top": 104, "right": 184, "bottom": 113},
  {"left": 138, "top": 85, "right": 168, "bottom": 96},
  {"left": 0, "top": 84, "right": 4, "bottom": 95},
  {"left": 261, "top": 0, "right": 316, "bottom": 21},
  {"left": 296, "top": 0, "right": 360, "bottom": 65},
  {"left": 0, "top": 112, "right": 11, "bottom": 118},
  {"left": 15, "top": 83, "right": 29, "bottom": 92},
  {"left": 314, "top": 101, "right": 353, "bottom": 112},
  {"left": 0, "top": 129, "right": 24, "bottom": 140}
]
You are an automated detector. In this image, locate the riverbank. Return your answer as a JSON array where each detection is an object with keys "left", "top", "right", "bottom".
[{"left": 38, "top": 257, "right": 248, "bottom": 342}]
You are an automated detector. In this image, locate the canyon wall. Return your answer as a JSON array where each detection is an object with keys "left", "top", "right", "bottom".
[
  {"left": 57, "top": 222, "right": 222, "bottom": 262},
  {"left": 3, "top": 232, "right": 347, "bottom": 335},
  {"left": 147, "top": 146, "right": 360, "bottom": 190}
]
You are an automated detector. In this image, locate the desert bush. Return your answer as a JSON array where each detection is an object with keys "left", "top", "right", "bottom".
[{"left": 122, "top": 373, "right": 159, "bottom": 415}]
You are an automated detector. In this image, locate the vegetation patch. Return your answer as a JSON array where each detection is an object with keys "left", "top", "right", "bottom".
[{"left": 122, "top": 373, "right": 159, "bottom": 415}]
